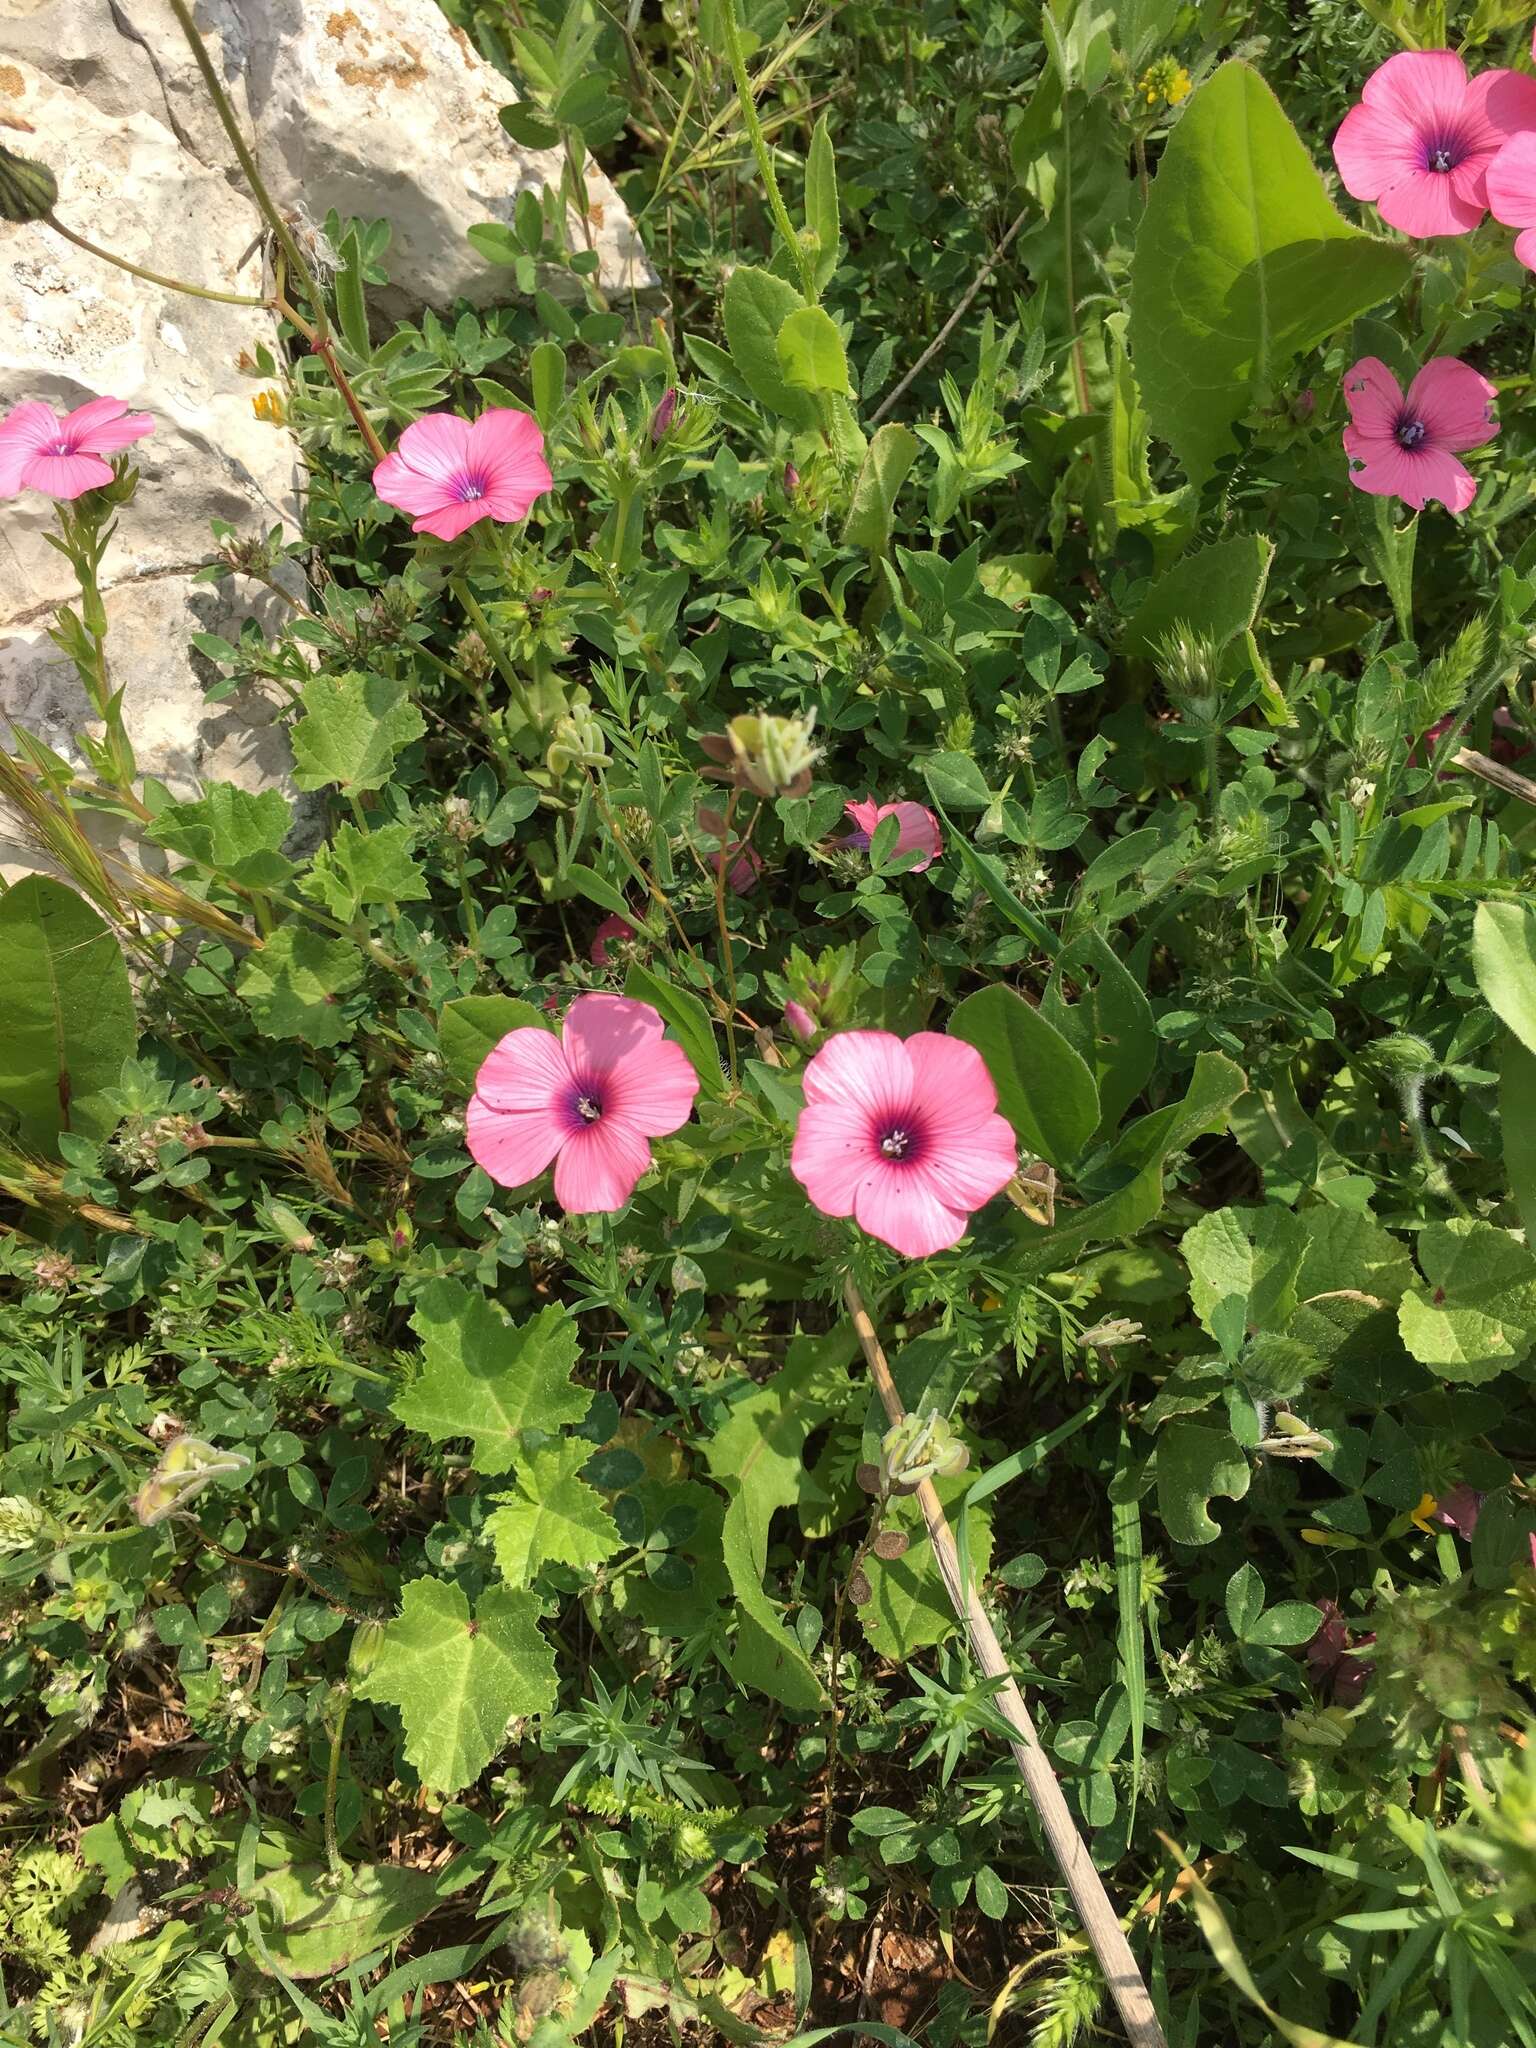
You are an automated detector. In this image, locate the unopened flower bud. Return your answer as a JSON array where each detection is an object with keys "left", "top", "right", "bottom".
[
  {"left": 651, "top": 387, "right": 678, "bottom": 443},
  {"left": 783, "top": 462, "right": 800, "bottom": 493}
]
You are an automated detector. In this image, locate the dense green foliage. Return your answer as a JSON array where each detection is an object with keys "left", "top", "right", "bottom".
[{"left": 3, "top": 1, "right": 1536, "bottom": 2043}]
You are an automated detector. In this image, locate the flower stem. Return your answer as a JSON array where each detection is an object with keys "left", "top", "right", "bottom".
[
  {"left": 717, "top": 0, "right": 818, "bottom": 306},
  {"left": 450, "top": 575, "right": 544, "bottom": 742},
  {"left": 841, "top": 1277, "right": 1168, "bottom": 2048},
  {"left": 712, "top": 787, "right": 741, "bottom": 1086},
  {"left": 45, "top": 214, "right": 268, "bottom": 306}
]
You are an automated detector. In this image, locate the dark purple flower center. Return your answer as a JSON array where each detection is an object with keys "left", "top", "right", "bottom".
[
  {"left": 875, "top": 1110, "right": 926, "bottom": 1165},
  {"left": 1395, "top": 415, "right": 1428, "bottom": 451},
  {"left": 452, "top": 469, "right": 489, "bottom": 502},
  {"left": 1422, "top": 132, "right": 1465, "bottom": 175}
]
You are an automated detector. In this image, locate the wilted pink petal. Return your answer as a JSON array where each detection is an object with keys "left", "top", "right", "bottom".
[
  {"left": 1342, "top": 353, "right": 1496, "bottom": 513},
  {"left": 1333, "top": 51, "right": 1536, "bottom": 239},
  {"left": 373, "top": 407, "right": 552, "bottom": 540},
  {"left": 0, "top": 396, "right": 153, "bottom": 501},
  {"left": 466, "top": 992, "right": 698, "bottom": 1213},
  {"left": 791, "top": 1029, "right": 1016, "bottom": 1258},
  {"left": 838, "top": 797, "right": 943, "bottom": 873},
  {"left": 1433, "top": 1484, "right": 1484, "bottom": 1539},
  {"left": 590, "top": 913, "right": 638, "bottom": 967}
]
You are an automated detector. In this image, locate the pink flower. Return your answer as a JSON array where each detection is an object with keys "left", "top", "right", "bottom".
[
  {"left": 839, "top": 798, "right": 943, "bottom": 873},
  {"left": 466, "top": 993, "right": 699, "bottom": 1213},
  {"left": 785, "top": 999, "right": 817, "bottom": 1043},
  {"left": 1486, "top": 130, "right": 1536, "bottom": 268},
  {"left": 1342, "top": 356, "right": 1497, "bottom": 513},
  {"left": 0, "top": 398, "right": 153, "bottom": 501},
  {"left": 372, "top": 408, "right": 551, "bottom": 542},
  {"left": 791, "top": 1030, "right": 1017, "bottom": 1258},
  {"left": 590, "top": 914, "right": 638, "bottom": 967},
  {"left": 1332, "top": 51, "right": 1536, "bottom": 238}
]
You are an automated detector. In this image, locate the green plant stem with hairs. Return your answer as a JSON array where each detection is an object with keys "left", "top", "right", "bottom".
[{"left": 717, "top": 0, "right": 819, "bottom": 308}]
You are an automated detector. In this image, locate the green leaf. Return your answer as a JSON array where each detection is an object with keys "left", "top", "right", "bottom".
[
  {"left": 531, "top": 340, "right": 566, "bottom": 428},
  {"left": 1473, "top": 901, "right": 1536, "bottom": 1057},
  {"left": 1156, "top": 1420, "right": 1251, "bottom": 1546},
  {"left": 842, "top": 423, "right": 919, "bottom": 555},
  {"left": 805, "top": 114, "right": 840, "bottom": 294},
  {"left": 623, "top": 961, "right": 723, "bottom": 1098},
  {"left": 394, "top": 1280, "right": 590, "bottom": 1473},
  {"left": 1121, "top": 535, "right": 1274, "bottom": 659},
  {"left": 1225, "top": 1561, "right": 1264, "bottom": 1640},
  {"left": 1042, "top": 932, "right": 1156, "bottom": 1139},
  {"left": 920, "top": 752, "right": 992, "bottom": 813},
  {"left": 247, "top": 1862, "right": 437, "bottom": 1979},
  {"left": 148, "top": 783, "right": 295, "bottom": 890},
  {"left": 1248, "top": 1601, "right": 1324, "bottom": 1648},
  {"left": 0, "top": 877, "right": 135, "bottom": 1152},
  {"left": 235, "top": 927, "right": 364, "bottom": 1049},
  {"left": 858, "top": 1477, "right": 992, "bottom": 1659},
  {"left": 356, "top": 1576, "right": 556, "bottom": 1795},
  {"left": 303, "top": 822, "right": 428, "bottom": 923},
  {"left": 949, "top": 983, "right": 1099, "bottom": 1171},
  {"left": 1181, "top": 1206, "right": 1308, "bottom": 1359},
  {"left": 722, "top": 265, "right": 819, "bottom": 427},
  {"left": 1128, "top": 62, "right": 1412, "bottom": 487},
  {"left": 1397, "top": 1218, "right": 1536, "bottom": 1385},
  {"left": 776, "top": 305, "right": 852, "bottom": 394},
  {"left": 334, "top": 229, "right": 371, "bottom": 359},
  {"left": 1499, "top": 1038, "right": 1536, "bottom": 1243},
  {"left": 439, "top": 995, "right": 555, "bottom": 1096},
  {"left": 1293, "top": 1208, "right": 1414, "bottom": 1305},
  {"left": 291, "top": 671, "right": 426, "bottom": 795},
  {"left": 562, "top": 862, "right": 654, "bottom": 930},
  {"left": 702, "top": 1329, "right": 857, "bottom": 1710},
  {"left": 485, "top": 1437, "right": 621, "bottom": 1586}
]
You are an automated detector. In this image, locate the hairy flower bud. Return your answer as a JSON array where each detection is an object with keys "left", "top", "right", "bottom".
[{"left": 699, "top": 710, "right": 820, "bottom": 798}]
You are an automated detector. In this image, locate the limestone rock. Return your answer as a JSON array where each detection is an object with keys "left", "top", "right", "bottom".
[{"left": 0, "top": 58, "right": 299, "bottom": 617}]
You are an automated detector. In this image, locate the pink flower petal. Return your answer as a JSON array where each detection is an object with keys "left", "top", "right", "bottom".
[
  {"left": 394, "top": 412, "right": 473, "bottom": 482},
  {"left": 1515, "top": 225, "right": 1536, "bottom": 270},
  {"left": 1342, "top": 357, "right": 1406, "bottom": 440},
  {"left": 1377, "top": 169, "right": 1485, "bottom": 238},
  {"left": 853, "top": 1167, "right": 968, "bottom": 1258},
  {"left": 465, "top": 1098, "right": 565, "bottom": 1189},
  {"left": 561, "top": 993, "right": 665, "bottom": 1082},
  {"left": 1333, "top": 101, "right": 1422, "bottom": 205},
  {"left": 602, "top": 1036, "right": 700, "bottom": 1138},
  {"left": 590, "top": 914, "right": 637, "bottom": 967},
  {"left": 1464, "top": 68, "right": 1536, "bottom": 149},
  {"left": 468, "top": 407, "right": 552, "bottom": 521},
  {"left": 791, "top": 1099, "right": 878, "bottom": 1215},
  {"left": 801, "top": 1030, "right": 912, "bottom": 1124},
  {"left": 1359, "top": 49, "right": 1470, "bottom": 135},
  {"left": 843, "top": 798, "right": 880, "bottom": 839},
  {"left": 19, "top": 450, "right": 115, "bottom": 500},
  {"left": 410, "top": 497, "right": 493, "bottom": 542},
  {"left": 785, "top": 1000, "right": 816, "bottom": 1043},
  {"left": 65, "top": 397, "right": 154, "bottom": 456},
  {"left": 1344, "top": 433, "right": 1476, "bottom": 513},
  {"left": 1407, "top": 356, "right": 1497, "bottom": 452},
  {"left": 553, "top": 1116, "right": 653, "bottom": 1212},
  {"left": 1487, "top": 129, "right": 1536, "bottom": 228},
  {"left": 883, "top": 801, "right": 943, "bottom": 871},
  {"left": 472, "top": 1025, "right": 570, "bottom": 1112},
  {"left": 0, "top": 402, "right": 63, "bottom": 496}
]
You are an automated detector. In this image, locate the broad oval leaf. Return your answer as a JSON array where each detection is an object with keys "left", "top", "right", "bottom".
[
  {"left": 0, "top": 875, "right": 135, "bottom": 1152},
  {"left": 949, "top": 983, "right": 1099, "bottom": 1171},
  {"left": 1129, "top": 62, "right": 1412, "bottom": 487}
]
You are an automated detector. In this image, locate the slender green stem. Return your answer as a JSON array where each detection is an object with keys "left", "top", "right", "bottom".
[
  {"left": 46, "top": 214, "right": 268, "bottom": 306},
  {"left": 451, "top": 576, "right": 544, "bottom": 741},
  {"left": 324, "top": 1693, "right": 351, "bottom": 1878},
  {"left": 163, "top": 0, "right": 328, "bottom": 330},
  {"left": 717, "top": 0, "right": 817, "bottom": 305},
  {"left": 712, "top": 787, "right": 741, "bottom": 1086}
]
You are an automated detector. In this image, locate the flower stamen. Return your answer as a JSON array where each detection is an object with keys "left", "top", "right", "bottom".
[
  {"left": 880, "top": 1127, "right": 911, "bottom": 1159},
  {"left": 575, "top": 1094, "right": 602, "bottom": 1123}
]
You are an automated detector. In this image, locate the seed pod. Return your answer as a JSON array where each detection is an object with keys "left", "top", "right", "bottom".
[
  {"left": 0, "top": 143, "right": 58, "bottom": 224},
  {"left": 854, "top": 1461, "right": 883, "bottom": 1496},
  {"left": 872, "top": 1528, "right": 909, "bottom": 1561},
  {"left": 848, "top": 1566, "right": 872, "bottom": 1606}
]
